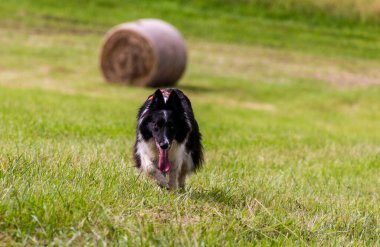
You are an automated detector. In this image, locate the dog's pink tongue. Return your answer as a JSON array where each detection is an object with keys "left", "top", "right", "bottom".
[{"left": 158, "top": 148, "right": 171, "bottom": 173}]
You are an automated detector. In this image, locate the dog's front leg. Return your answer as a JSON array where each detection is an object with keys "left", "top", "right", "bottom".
[
  {"left": 142, "top": 160, "right": 169, "bottom": 189},
  {"left": 168, "top": 169, "right": 179, "bottom": 190},
  {"left": 178, "top": 164, "right": 188, "bottom": 189},
  {"left": 169, "top": 161, "right": 182, "bottom": 190}
]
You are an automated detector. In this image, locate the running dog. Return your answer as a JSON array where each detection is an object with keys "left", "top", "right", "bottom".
[{"left": 133, "top": 88, "right": 203, "bottom": 190}]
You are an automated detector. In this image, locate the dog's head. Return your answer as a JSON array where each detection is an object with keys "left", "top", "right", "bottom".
[
  {"left": 147, "top": 89, "right": 181, "bottom": 149},
  {"left": 139, "top": 89, "right": 190, "bottom": 173}
]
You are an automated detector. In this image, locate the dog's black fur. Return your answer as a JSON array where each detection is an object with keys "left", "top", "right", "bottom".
[{"left": 133, "top": 88, "right": 203, "bottom": 189}]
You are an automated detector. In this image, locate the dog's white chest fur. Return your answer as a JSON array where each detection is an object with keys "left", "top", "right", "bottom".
[{"left": 136, "top": 137, "right": 188, "bottom": 169}]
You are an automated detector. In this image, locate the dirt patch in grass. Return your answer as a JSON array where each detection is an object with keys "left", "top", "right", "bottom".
[
  {"left": 189, "top": 41, "right": 380, "bottom": 87},
  {"left": 314, "top": 69, "right": 380, "bottom": 87}
]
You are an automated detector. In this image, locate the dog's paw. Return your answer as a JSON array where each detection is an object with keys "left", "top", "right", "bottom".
[
  {"left": 168, "top": 181, "right": 179, "bottom": 191},
  {"left": 158, "top": 181, "right": 169, "bottom": 190},
  {"left": 168, "top": 186, "right": 179, "bottom": 192}
]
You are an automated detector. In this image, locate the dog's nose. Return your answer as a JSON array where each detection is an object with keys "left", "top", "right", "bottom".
[{"left": 159, "top": 142, "right": 169, "bottom": 150}]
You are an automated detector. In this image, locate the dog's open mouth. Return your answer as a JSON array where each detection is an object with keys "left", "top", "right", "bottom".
[{"left": 158, "top": 147, "right": 171, "bottom": 174}]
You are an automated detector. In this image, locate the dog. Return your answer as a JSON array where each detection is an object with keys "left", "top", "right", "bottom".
[{"left": 133, "top": 88, "right": 203, "bottom": 190}]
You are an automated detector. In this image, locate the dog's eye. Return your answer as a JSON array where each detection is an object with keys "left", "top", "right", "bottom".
[
  {"left": 167, "top": 122, "right": 174, "bottom": 129},
  {"left": 154, "top": 122, "right": 162, "bottom": 131}
]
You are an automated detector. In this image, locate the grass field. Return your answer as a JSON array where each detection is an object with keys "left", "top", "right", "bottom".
[{"left": 0, "top": 0, "right": 379, "bottom": 245}]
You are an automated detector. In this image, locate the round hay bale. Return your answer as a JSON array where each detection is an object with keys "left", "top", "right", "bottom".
[{"left": 100, "top": 19, "right": 187, "bottom": 87}]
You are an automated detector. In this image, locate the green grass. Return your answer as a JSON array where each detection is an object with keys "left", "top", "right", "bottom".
[{"left": 0, "top": 0, "right": 379, "bottom": 245}]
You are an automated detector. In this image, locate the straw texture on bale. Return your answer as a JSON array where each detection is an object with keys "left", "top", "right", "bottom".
[{"left": 100, "top": 19, "right": 187, "bottom": 87}]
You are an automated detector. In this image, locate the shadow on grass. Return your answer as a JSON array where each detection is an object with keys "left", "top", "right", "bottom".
[
  {"left": 178, "top": 84, "right": 223, "bottom": 93},
  {"left": 178, "top": 83, "right": 250, "bottom": 99}
]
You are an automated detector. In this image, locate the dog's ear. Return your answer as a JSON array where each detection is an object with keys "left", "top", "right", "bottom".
[
  {"left": 166, "top": 91, "right": 183, "bottom": 112},
  {"left": 149, "top": 89, "right": 165, "bottom": 110}
]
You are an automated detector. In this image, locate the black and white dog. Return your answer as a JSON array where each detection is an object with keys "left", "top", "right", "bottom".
[{"left": 133, "top": 88, "right": 203, "bottom": 190}]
